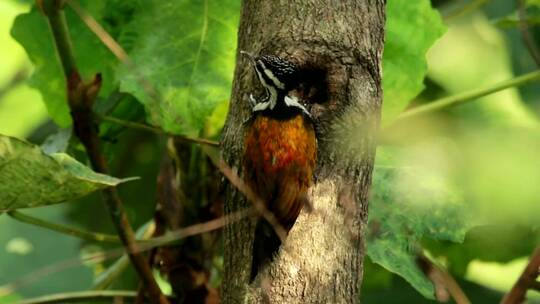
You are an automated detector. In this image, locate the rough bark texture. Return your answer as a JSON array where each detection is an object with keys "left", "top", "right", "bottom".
[{"left": 221, "top": 1, "right": 385, "bottom": 303}]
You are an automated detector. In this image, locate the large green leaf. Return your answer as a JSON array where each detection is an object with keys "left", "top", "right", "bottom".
[
  {"left": 11, "top": 3, "right": 117, "bottom": 127},
  {"left": 11, "top": 0, "right": 238, "bottom": 135},
  {"left": 0, "top": 135, "right": 134, "bottom": 211},
  {"left": 368, "top": 147, "right": 471, "bottom": 299},
  {"left": 382, "top": 0, "right": 446, "bottom": 125},
  {"left": 115, "top": 0, "right": 239, "bottom": 135}
]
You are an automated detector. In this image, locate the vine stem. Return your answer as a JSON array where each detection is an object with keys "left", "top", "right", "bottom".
[
  {"left": 41, "top": 1, "right": 168, "bottom": 302},
  {"left": 443, "top": 0, "right": 490, "bottom": 22},
  {"left": 517, "top": 0, "right": 540, "bottom": 67},
  {"left": 7, "top": 210, "right": 120, "bottom": 243},
  {"left": 390, "top": 69, "right": 540, "bottom": 125},
  {"left": 97, "top": 114, "right": 220, "bottom": 147}
]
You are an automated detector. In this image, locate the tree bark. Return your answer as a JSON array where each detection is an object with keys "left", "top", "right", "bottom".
[{"left": 221, "top": 1, "right": 385, "bottom": 303}]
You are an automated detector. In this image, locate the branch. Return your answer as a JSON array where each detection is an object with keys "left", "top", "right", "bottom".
[
  {"left": 41, "top": 1, "right": 167, "bottom": 303},
  {"left": 202, "top": 147, "right": 288, "bottom": 242},
  {"left": 41, "top": 0, "right": 77, "bottom": 77},
  {"left": 444, "top": 0, "right": 490, "bottom": 22},
  {"left": 139, "top": 209, "right": 250, "bottom": 250},
  {"left": 0, "top": 246, "right": 121, "bottom": 296},
  {"left": 390, "top": 70, "right": 540, "bottom": 125},
  {"left": 93, "top": 221, "right": 155, "bottom": 290},
  {"left": 7, "top": 210, "right": 120, "bottom": 243},
  {"left": 97, "top": 114, "right": 220, "bottom": 147},
  {"left": 18, "top": 290, "right": 175, "bottom": 304},
  {"left": 417, "top": 254, "right": 471, "bottom": 304},
  {"left": 0, "top": 210, "right": 247, "bottom": 295},
  {"left": 517, "top": 0, "right": 540, "bottom": 67},
  {"left": 65, "top": 0, "right": 161, "bottom": 107},
  {"left": 501, "top": 245, "right": 540, "bottom": 304}
]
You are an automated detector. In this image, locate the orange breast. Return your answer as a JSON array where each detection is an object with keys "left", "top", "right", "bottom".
[{"left": 244, "top": 114, "right": 317, "bottom": 229}]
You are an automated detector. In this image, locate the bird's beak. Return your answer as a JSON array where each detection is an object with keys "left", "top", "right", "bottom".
[{"left": 240, "top": 50, "right": 256, "bottom": 65}]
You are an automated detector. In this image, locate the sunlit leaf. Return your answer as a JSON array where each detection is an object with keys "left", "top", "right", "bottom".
[
  {"left": 0, "top": 135, "right": 135, "bottom": 211},
  {"left": 382, "top": 0, "right": 446, "bottom": 125},
  {"left": 116, "top": 0, "right": 239, "bottom": 135},
  {"left": 426, "top": 14, "right": 539, "bottom": 128},
  {"left": 11, "top": 3, "right": 117, "bottom": 127}
]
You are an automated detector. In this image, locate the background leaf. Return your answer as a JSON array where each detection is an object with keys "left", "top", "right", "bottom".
[
  {"left": 11, "top": 3, "right": 117, "bottom": 127},
  {"left": 0, "top": 205, "right": 94, "bottom": 298},
  {"left": 0, "top": 135, "right": 134, "bottom": 211},
  {"left": 368, "top": 146, "right": 472, "bottom": 298},
  {"left": 116, "top": 0, "right": 240, "bottom": 135},
  {"left": 0, "top": 0, "right": 47, "bottom": 138},
  {"left": 382, "top": 0, "right": 446, "bottom": 125}
]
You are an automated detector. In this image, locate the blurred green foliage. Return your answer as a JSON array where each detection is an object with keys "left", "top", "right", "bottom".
[
  {"left": 368, "top": 151, "right": 471, "bottom": 298},
  {"left": 1, "top": 0, "right": 540, "bottom": 303},
  {"left": 382, "top": 0, "right": 446, "bottom": 125}
]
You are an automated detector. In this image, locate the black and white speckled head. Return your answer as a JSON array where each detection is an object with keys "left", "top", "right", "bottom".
[
  {"left": 241, "top": 51, "right": 299, "bottom": 91},
  {"left": 241, "top": 51, "right": 309, "bottom": 117}
]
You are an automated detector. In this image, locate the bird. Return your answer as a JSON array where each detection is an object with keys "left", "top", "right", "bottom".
[{"left": 241, "top": 51, "right": 317, "bottom": 281}]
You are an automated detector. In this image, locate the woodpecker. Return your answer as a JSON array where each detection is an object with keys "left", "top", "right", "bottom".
[{"left": 241, "top": 51, "right": 317, "bottom": 281}]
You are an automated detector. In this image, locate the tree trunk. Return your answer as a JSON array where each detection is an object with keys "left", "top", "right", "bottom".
[{"left": 221, "top": 0, "right": 385, "bottom": 303}]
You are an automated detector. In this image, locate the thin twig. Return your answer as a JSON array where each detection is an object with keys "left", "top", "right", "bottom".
[
  {"left": 0, "top": 68, "right": 28, "bottom": 100},
  {"left": 66, "top": 0, "right": 161, "bottom": 106},
  {"left": 202, "top": 147, "right": 288, "bottom": 242},
  {"left": 417, "top": 254, "right": 471, "bottom": 304},
  {"left": 93, "top": 221, "right": 155, "bottom": 290},
  {"left": 444, "top": 0, "right": 490, "bottom": 22},
  {"left": 65, "top": 0, "right": 129, "bottom": 63},
  {"left": 0, "top": 209, "right": 248, "bottom": 295},
  {"left": 390, "top": 69, "right": 540, "bottom": 126},
  {"left": 139, "top": 209, "right": 250, "bottom": 250},
  {"left": 0, "top": 246, "right": 122, "bottom": 297},
  {"left": 97, "top": 114, "right": 220, "bottom": 147},
  {"left": 7, "top": 210, "right": 120, "bottom": 243},
  {"left": 41, "top": 1, "right": 167, "bottom": 303},
  {"left": 517, "top": 0, "right": 540, "bottom": 67},
  {"left": 18, "top": 290, "right": 175, "bottom": 304},
  {"left": 501, "top": 245, "right": 540, "bottom": 304}
]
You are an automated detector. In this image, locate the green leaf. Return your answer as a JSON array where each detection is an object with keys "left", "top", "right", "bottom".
[
  {"left": 0, "top": 294, "right": 21, "bottom": 304},
  {"left": 368, "top": 149, "right": 471, "bottom": 299},
  {"left": 116, "top": 0, "right": 239, "bottom": 135},
  {"left": 382, "top": 0, "right": 446, "bottom": 125},
  {"left": 0, "top": 135, "right": 135, "bottom": 211},
  {"left": 11, "top": 3, "right": 117, "bottom": 127}
]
